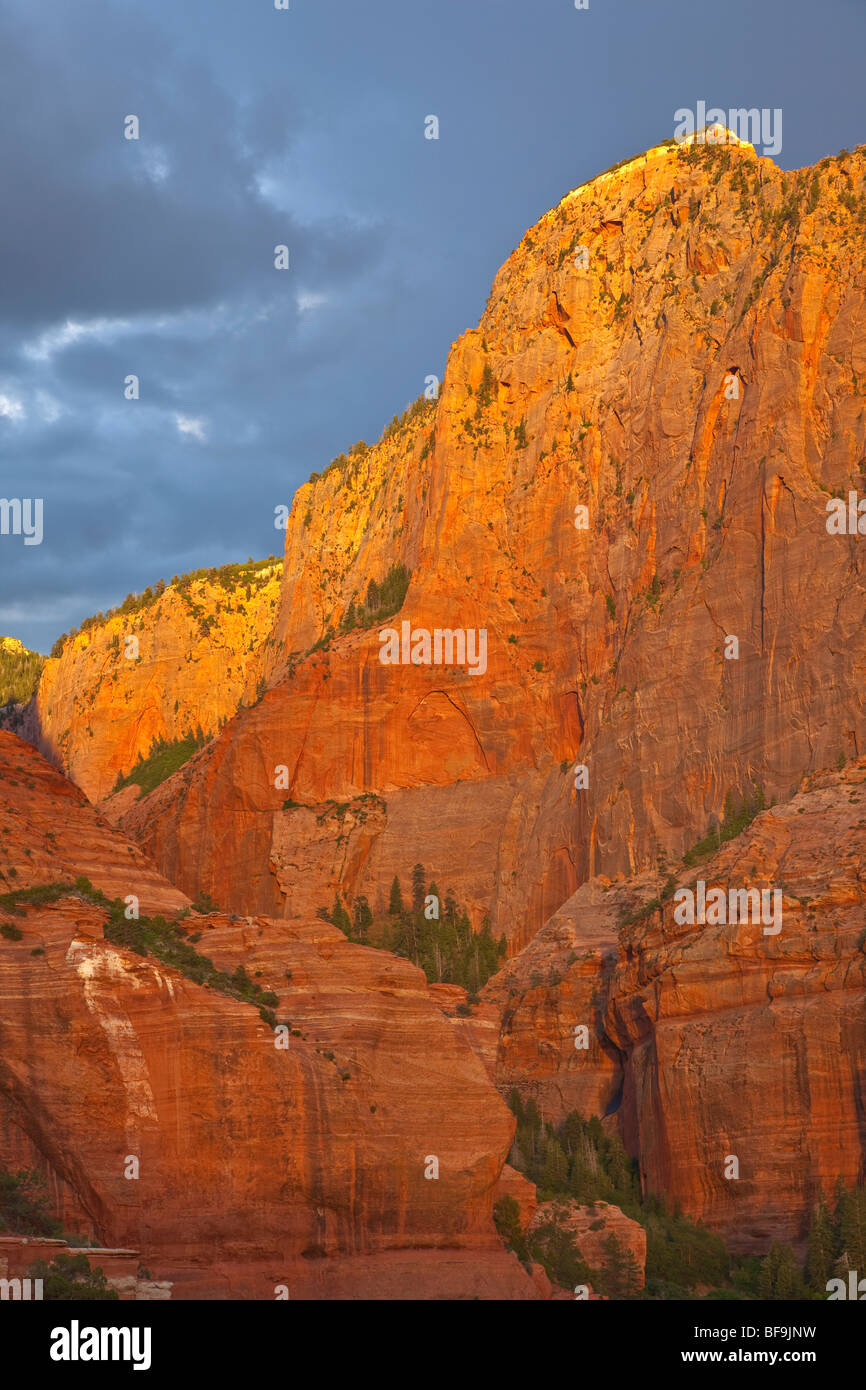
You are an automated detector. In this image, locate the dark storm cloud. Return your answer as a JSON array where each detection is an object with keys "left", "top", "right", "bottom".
[
  {"left": 0, "top": 0, "right": 395, "bottom": 650},
  {"left": 1, "top": 0, "right": 863, "bottom": 653},
  {"left": 0, "top": 5, "right": 379, "bottom": 329}
]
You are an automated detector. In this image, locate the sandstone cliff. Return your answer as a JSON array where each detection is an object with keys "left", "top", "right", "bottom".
[
  {"left": 487, "top": 757, "right": 866, "bottom": 1252},
  {"left": 114, "top": 137, "right": 866, "bottom": 948},
  {"left": 6, "top": 561, "right": 281, "bottom": 802},
  {"left": 0, "top": 732, "right": 536, "bottom": 1298}
]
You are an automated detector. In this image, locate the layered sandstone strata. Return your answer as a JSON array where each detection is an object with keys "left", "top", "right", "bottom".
[
  {"left": 489, "top": 759, "right": 866, "bottom": 1251},
  {"left": 116, "top": 138, "right": 866, "bottom": 949},
  {"left": 6, "top": 564, "right": 281, "bottom": 802},
  {"left": 0, "top": 732, "right": 537, "bottom": 1299},
  {"left": 0, "top": 730, "right": 188, "bottom": 915}
]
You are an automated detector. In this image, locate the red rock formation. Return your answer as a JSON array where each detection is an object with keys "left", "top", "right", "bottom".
[
  {"left": 529, "top": 1199, "right": 646, "bottom": 1290},
  {"left": 0, "top": 1237, "right": 171, "bottom": 1300},
  {"left": 0, "top": 733, "right": 538, "bottom": 1298},
  {"left": 4, "top": 132, "right": 866, "bottom": 1287},
  {"left": 493, "top": 1164, "right": 538, "bottom": 1229},
  {"left": 6, "top": 563, "right": 281, "bottom": 802},
  {"left": 118, "top": 139, "right": 866, "bottom": 953},
  {"left": 0, "top": 730, "right": 188, "bottom": 916},
  {"left": 490, "top": 759, "right": 866, "bottom": 1252},
  {"left": 604, "top": 760, "right": 866, "bottom": 1252}
]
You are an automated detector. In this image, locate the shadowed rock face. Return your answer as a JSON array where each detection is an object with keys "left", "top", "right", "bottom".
[
  {"left": 116, "top": 138, "right": 866, "bottom": 948},
  {"left": 0, "top": 732, "right": 536, "bottom": 1299},
  {"left": 487, "top": 759, "right": 866, "bottom": 1252}
]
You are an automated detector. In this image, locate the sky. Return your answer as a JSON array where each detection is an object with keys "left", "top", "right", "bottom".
[{"left": 1, "top": 0, "right": 864, "bottom": 653}]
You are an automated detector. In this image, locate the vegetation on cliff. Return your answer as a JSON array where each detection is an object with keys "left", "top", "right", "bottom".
[
  {"left": 112, "top": 728, "right": 211, "bottom": 796},
  {"left": 49, "top": 554, "right": 281, "bottom": 659},
  {"left": 1, "top": 1166, "right": 65, "bottom": 1238},
  {"left": 500, "top": 1092, "right": 866, "bottom": 1300},
  {"left": 0, "top": 880, "right": 281, "bottom": 1022},
  {"left": 681, "top": 786, "right": 768, "bottom": 868},
  {"left": 307, "top": 394, "right": 435, "bottom": 486},
  {"left": 339, "top": 562, "right": 411, "bottom": 632},
  {"left": 0, "top": 1167, "right": 91, "bottom": 1246},
  {"left": 323, "top": 864, "right": 506, "bottom": 990},
  {"left": 0, "top": 639, "right": 44, "bottom": 707},
  {"left": 27, "top": 1253, "right": 119, "bottom": 1301}
]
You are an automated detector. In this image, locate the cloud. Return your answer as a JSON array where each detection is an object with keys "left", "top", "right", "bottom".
[
  {"left": 175, "top": 413, "right": 208, "bottom": 442},
  {"left": 297, "top": 291, "right": 328, "bottom": 313},
  {"left": 23, "top": 317, "right": 133, "bottom": 364},
  {"left": 0, "top": 391, "right": 26, "bottom": 422}
]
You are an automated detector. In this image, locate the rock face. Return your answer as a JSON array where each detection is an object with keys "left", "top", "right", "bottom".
[
  {"left": 490, "top": 759, "right": 866, "bottom": 1252},
  {"left": 0, "top": 733, "right": 538, "bottom": 1299},
  {"left": 118, "top": 137, "right": 866, "bottom": 951},
  {"left": 529, "top": 1199, "right": 646, "bottom": 1290},
  {"left": 0, "top": 730, "right": 188, "bottom": 915},
  {"left": 604, "top": 761, "right": 866, "bottom": 1252},
  {"left": 5, "top": 563, "right": 281, "bottom": 802},
  {"left": 493, "top": 1164, "right": 538, "bottom": 1228},
  {"left": 0, "top": 636, "right": 44, "bottom": 709},
  {"left": 484, "top": 873, "right": 640, "bottom": 1120},
  {"left": 0, "top": 1237, "right": 172, "bottom": 1301},
  {"left": 3, "top": 134, "right": 866, "bottom": 1286}
]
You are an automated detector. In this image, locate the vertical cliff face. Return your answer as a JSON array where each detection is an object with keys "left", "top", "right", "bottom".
[
  {"left": 3, "top": 132, "right": 866, "bottom": 1284},
  {"left": 10, "top": 562, "right": 282, "bottom": 802},
  {"left": 601, "top": 762, "right": 866, "bottom": 1251},
  {"left": 487, "top": 758, "right": 866, "bottom": 1251},
  {"left": 121, "top": 137, "right": 866, "bottom": 948}
]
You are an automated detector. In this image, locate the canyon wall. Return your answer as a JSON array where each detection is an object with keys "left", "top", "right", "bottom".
[
  {"left": 7, "top": 563, "right": 281, "bottom": 802},
  {"left": 0, "top": 731, "right": 536, "bottom": 1298},
  {"left": 121, "top": 138, "right": 866, "bottom": 947},
  {"left": 487, "top": 757, "right": 866, "bottom": 1251}
]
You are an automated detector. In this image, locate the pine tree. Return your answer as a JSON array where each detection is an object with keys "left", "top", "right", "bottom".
[
  {"left": 602, "top": 1233, "right": 628, "bottom": 1298},
  {"left": 523, "top": 1099, "right": 541, "bottom": 1162},
  {"left": 493, "top": 1196, "right": 529, "bottom": 1264},
  {"left": 806, "top": 1195, "right": 836, "bottom": 1291},
  {"left": 411, "top": 863, "right": 426, "bottom": 912},
  {"left": 388, "top": 875, "right": 404, "bottom": 915},
  {"left": 620, "top": 1245, "right": 642, "bottom": 1297},
  {"left": 758, "top": 1242, "right": 807, "bottom": 1300},
  {"left": 603, "top": 1134, "right": 637, "bottom": 1205},
  {"left": 352, "top": 896, "right": 372, "bottom": 943},
  {"left": 508, "top": 1089, "right": 525, "bottom": 1126},
  {"left": 540, "top": 1136, "right": 569, "bottom": 1194},
  {"left": 839, "top": 1186, "right": 866, "bottom": 1270},
  {"left": 331, "top": 894, "right": 351, "bottom": 936},
  {"left": 560, "top": 1110, "right": 585, "bottom": 1156}
]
